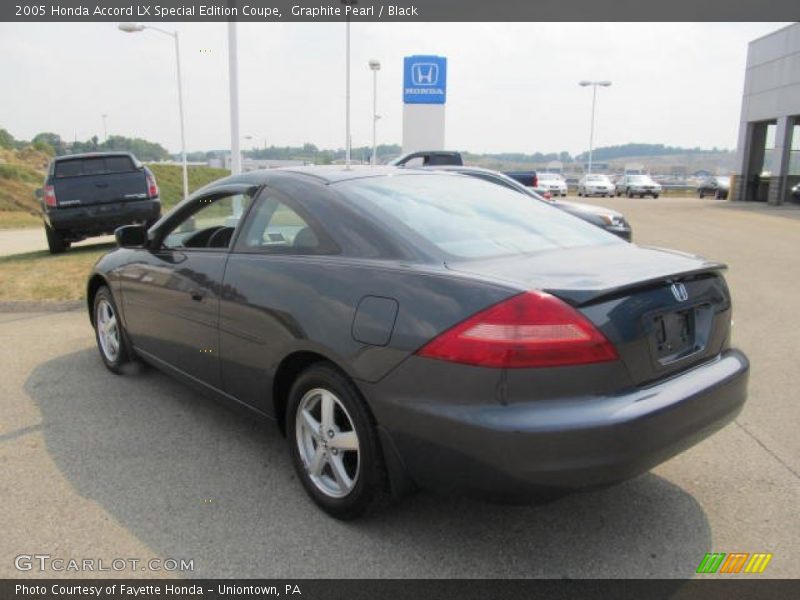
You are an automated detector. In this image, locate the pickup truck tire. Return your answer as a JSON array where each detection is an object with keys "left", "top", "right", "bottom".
[
  {"left": 45, "top": 225, "right": 70, "bottom": 254},
  {"left": 93, "top": 286, "right": 133, "bottom": 374}
]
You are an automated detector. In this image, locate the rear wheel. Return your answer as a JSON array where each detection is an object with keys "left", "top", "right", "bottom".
[
  {"left": 653, "top": 194, "right": 660, "bottom": 199},
  {"left": 93, "top": 286, "right": 132, "bottom": 374},
  {"left": 45, "top": 225, "right": 69, "bottom": 254},
  {"left": 699, "top": 190, "right": 705, "bottom": 199},
  {"left": 287, "top": 363, "right": 386, "bottom": 520}
]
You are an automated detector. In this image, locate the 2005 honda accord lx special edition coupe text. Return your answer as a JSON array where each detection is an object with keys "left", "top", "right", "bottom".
[{"left": 87, "top": 167, "right": 749, "bottom": 519}]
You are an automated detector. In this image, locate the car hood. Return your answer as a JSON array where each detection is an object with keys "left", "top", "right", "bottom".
[{"left": 446, "top": 243, "right": 725, "bottom": 305}]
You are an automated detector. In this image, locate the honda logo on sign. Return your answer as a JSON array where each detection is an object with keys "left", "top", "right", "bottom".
[
  {"left": 670, "top": 282, "right": 689, "bottom": 302},
  {"left": 403, "top": 55, "right": 447, "bottom": 104},
  {"left": 412, "top": 63, "right": 439, "bottom": 86}
]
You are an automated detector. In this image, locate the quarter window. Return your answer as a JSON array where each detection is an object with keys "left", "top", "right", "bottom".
[{"left": 237, "top": 194, "right": 336, "bottom": 255}]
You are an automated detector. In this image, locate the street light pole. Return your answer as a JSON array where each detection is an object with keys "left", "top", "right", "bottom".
[
  {"left": 119, "top": 23, "right": 189, "bottom": 201},
  {"left": 578, "top": 80, "right": 612, "bottom": 174},
  {"left": 341, "top": 0, "right": 357, "bottom": 168},
  {"left": 369, "top": 59, "right": 381, "bottom": 165},
  {"left": 174, "top": 30, "right": 188, "bottom": 201},
  {"left": 228, "top": 22, "right": 241, "bottom": 177}
]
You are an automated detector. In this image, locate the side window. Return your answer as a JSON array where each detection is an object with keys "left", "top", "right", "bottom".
[
  {"left": 162, "top": 192, "right": 253, "bottom": 250},
  {"left": 236, "top": 194, "right": 337, "bottom": 255}
]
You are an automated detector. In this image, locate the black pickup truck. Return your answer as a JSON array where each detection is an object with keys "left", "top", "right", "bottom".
[{"left": 38, "top": 152, "right": 161, "bottom": 254}]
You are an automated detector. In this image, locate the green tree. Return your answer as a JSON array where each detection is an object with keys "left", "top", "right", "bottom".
[{"left": 0, "top": 128, "right": 15, "bottom": 149}]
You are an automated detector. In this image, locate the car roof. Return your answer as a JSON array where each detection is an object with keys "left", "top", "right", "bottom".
[
  {"left": 226, "top": 164, "right": 438, "bottom": 186},
  {"left": 54, "top": 151, "right": 137, "bottom": 161}
]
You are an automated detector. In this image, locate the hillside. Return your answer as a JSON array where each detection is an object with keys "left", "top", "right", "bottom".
[
  {"left": 0, "top": 147, "right": 50, "bottom": 215},
  {"left": 146, "top": 163, "right": 229, "bottom": 211}
]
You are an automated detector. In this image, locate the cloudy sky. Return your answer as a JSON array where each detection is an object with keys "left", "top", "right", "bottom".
[{"left": 0, "top": 22, "right": 790, "bottom": 155}]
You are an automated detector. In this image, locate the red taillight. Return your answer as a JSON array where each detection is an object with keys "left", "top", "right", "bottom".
[
  {"left": 44, "top": 185, "right": 57, "bottom": 207},
  {"left": 146, "top": 172, "right": 159, "bottom": 198},
  {"left": 416, "top": 291, "right": 619, "bottom": 368},
  {"left": 532, "top": 175, "right": 538, "bottom": 188}
]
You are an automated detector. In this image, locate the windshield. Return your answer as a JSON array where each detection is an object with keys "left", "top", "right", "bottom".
[
  {"left": 629, "top": 175, "right": 653, "bottom": 183},
  {"left": 339, "top": 174, "right": 620, "bottom": 260},
  {"left": 586, "top": 175, "right": 610, "bottom": 182}
]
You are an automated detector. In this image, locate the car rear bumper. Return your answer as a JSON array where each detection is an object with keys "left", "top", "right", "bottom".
[
  {"left": 45, "top": 199, "right": 160, "bottom": 238},
  {"left": 369, "top": 349, "right": 748, "bottom": 500}
]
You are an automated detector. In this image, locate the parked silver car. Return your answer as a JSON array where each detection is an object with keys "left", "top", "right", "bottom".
[
  {"left": 536, "top": 172, "right": 568, "bottom": 197},
  {"left": 577, "top": 174, "right": 615, "bottom": 197},
  {"left": 615, "top": 174, "right": 662, "bottom": 198}
]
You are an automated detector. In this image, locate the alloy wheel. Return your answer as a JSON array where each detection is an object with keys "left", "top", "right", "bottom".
[
  {"left": 295, "top": 388, "right": 361, "bottom": 498},
  {"left": 96, "top": 298, "right": 120, "bottom": 362}
]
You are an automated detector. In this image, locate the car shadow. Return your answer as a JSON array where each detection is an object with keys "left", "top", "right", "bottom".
[{"left": 27, "top": 348, "right": 711, "bottom": 579}]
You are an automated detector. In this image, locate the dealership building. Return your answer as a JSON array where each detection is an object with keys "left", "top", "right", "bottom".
[{"left": 733, "top": 23, "right": 800, "bottom": 204}]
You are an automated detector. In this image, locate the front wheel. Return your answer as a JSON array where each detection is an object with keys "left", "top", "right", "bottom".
[
  {"left": 93, "top": 286, "right": 132, "bottom": 374},
  {"left": 287, "top": 364, "right": 386, "bottom": 519},
  {"left": 653, "top": 194, "right": 660, "bottom": 199}
]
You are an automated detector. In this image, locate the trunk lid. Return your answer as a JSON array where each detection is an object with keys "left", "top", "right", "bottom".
[
  {"left": 52, "top": 156, "right": 149, "bottom": 207},
  {"left": 446, "top": 244, "right": 732, "bottom": 386}
]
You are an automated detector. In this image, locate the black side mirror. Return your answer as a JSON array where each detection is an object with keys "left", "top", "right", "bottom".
[
  {"left": 34, "top": 188, "right": 43, "bottom": 199},
  {"left": 115, "top": 225, "right": 147, "bottom": 249}
]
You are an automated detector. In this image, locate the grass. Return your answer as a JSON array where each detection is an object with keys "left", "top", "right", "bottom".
[
  {"left": 147, "top": 164, "right": 229, "bottom": 211},
  {"left": 0, "top": 244, "right": 112, "bottom": 302}
]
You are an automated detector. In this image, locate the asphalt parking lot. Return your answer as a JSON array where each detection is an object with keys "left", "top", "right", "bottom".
[{"left": 1, "top": 196, "right": 798, "bottom": 578}]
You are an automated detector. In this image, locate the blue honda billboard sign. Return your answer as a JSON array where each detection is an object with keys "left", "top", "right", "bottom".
[{"left": 403, "top": 55, "right": 447, "bottom": 104}]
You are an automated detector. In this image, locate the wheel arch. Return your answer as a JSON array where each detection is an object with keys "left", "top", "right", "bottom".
[
  {"left": 86, "top": 273, "right": 110, "bottom": 325},
  {"left": 272, "top": 350, "right": 362, "bottom": 436}
]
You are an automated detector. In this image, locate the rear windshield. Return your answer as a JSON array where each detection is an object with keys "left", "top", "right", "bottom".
[
  {"left": 340, "top": 174, "right": 620, "bottom": 259},
  {"left": 55, "top": 156, "right": 137, "bottom": 178}
]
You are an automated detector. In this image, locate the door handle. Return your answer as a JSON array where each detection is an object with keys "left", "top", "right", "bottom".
[{"left": 189, "top": 289, "right": 206, "bottom": 302}]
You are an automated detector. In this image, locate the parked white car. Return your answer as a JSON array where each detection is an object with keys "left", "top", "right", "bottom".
[
  {"left": 536, "top": 173, "right": 568, "bottom": 197},
  {"left": 577, "top": 174, "right": 615, "bottom": 197}
]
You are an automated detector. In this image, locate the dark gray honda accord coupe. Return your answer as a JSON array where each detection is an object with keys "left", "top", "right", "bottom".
[{"left": 87, "top": 166, "right": 749, "bottom": 519}]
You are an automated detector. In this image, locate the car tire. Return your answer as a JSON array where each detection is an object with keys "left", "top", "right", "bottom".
[
  {"left": 45, "top": 225, "right": 69, "bottom": 254},
  {"left": 699, "top": 191, "right": 705, "bottom": 199},
  {"left": 93, "top": 286, "right": 133, "bottom": 374},
  {"left": 626, "top": 189, "right": 633, "bottom": 198},
  {"left": 653, "top": 194, "right": 660, "bottom": 199},
  {"left": 286, "top": 363, "right": 386, "bottom": 520}
]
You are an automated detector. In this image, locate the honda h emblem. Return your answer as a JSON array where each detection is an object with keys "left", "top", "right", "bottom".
[
  {"left": 411, "top": 63, "right": 439, "bottom": 86},
  {"left": 670, "top": 282, "right": 689, "bottom": 302}
]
